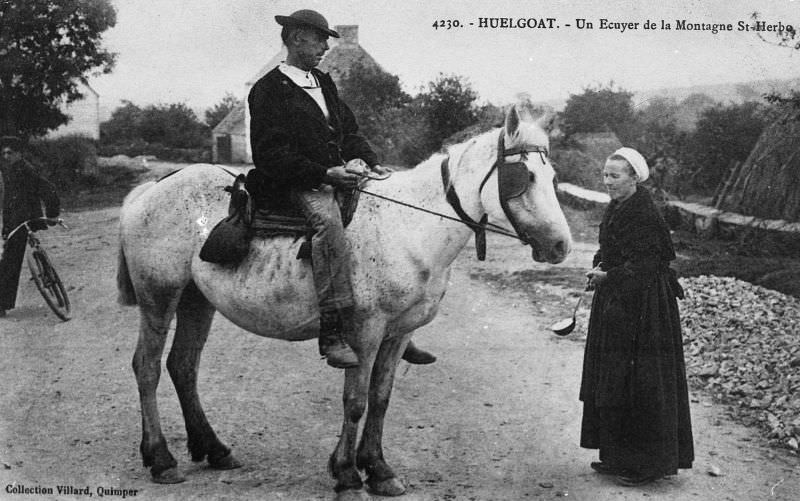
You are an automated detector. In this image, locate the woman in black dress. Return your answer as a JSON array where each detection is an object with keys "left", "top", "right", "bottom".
[{"left": 580, "top": 147, "right": 694, "bottom": 486}]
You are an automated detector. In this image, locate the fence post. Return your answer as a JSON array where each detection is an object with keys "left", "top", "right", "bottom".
[{"left": 714, "top": 160, "right": 742, "bottom": 209}]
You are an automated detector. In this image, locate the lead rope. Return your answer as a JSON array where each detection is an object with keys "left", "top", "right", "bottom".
[{"left": 353, "top": 187, "right": 522, "bottom": 241}]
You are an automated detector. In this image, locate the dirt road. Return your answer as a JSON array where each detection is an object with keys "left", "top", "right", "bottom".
[{"left": 1, "top": 200, "right": 798, "bottom": 500}]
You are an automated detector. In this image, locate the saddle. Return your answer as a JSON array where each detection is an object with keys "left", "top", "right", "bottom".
[{"left": 199, "top": 172, "right": 360, "bottom": 264}]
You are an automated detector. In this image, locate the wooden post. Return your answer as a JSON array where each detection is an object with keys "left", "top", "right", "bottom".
[
  {"left": 711, "top": 175, "right": 725, "bottom": 207},
  {"left": 714, "top": 160, "right": 743, "bottom": 210}
]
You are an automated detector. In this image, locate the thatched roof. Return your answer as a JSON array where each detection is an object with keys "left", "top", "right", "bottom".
[{"left": 718, "top": 109, "right": 800, "bottom": 222}]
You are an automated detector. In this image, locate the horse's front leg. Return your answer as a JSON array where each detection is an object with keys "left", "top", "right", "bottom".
[
  {"left": 356, "top": 333, "right": 409, "bottom": 496},
  {"left": 329, "top": 316, "right": 385, "bottom": 501}
]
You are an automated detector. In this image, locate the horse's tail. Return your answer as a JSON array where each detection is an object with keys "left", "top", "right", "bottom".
[
  {"left": 116, "top": 245, "right": 138, "bottom": 306},
  {"left": 116, "top": 181, "right": 155, "bottom": 307}
]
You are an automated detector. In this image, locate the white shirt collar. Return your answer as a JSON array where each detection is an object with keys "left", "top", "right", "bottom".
[{"left": 278, "top": 63, "right": 319, "bottom": 88}]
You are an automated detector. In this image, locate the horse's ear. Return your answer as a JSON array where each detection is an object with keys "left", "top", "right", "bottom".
[{"left": 504, "top": 105, "right": 521, "bottom": 136}]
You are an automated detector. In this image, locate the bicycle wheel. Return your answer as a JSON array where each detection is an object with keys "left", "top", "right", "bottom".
[{"left": 27, "top": 248, "right": 71, "bottom": 321}]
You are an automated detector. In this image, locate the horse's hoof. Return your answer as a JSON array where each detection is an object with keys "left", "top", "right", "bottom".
[
  {"left": 151, "top": 467, "right": 186, "bottom": 484},
  {"left": 209, "top": 453, "right": 242, "bottom": 470},
  {"left": 368, "top": 476, "right": 406, "bottom": 496},
  {"left": 334, "top": 489, "right": 371, "bottom": 501}
]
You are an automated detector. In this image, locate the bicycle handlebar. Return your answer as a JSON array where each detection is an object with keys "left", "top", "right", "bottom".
[{"left": 5, "top": 217, "right": 66, "bottom": 240}]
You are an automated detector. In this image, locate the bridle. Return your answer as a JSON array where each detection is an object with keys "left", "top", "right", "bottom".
[{"left": 440, "top": 129, "right": 550, "bottom": 260}]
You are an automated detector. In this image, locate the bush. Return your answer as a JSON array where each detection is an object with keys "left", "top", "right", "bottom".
[
  {"left": 561, "top": 82, "right": 636, "bottom": 140},
  {"left": 550, "top": 147, "right": 606, "bottom": 192},
  {"left": 679, "top": 101, "right": 770, "bottom": 193},
  {"left": 382, "top": 105, "right": 432, "bottom": 167},
  {"left": 27, "top": 134, "right": 98, "bottom": 187},
  {"left": 99, "top": 101, "right": 211, "bottom": 163},
  {"left": 98, "top": 141, "right": 210, "bottom": 163}
]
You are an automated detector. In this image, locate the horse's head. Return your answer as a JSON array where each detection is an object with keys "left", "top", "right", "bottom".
[{"left": 478, "top": 105, "right": 572, "bottom": 264}]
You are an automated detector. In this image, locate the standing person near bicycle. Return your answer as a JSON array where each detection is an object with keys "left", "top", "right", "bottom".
[
  {"left": 0, "top": 136, "right": 61, "bottom": 318},
  {"left": 246, "top": 9, "right": 435, "bottom": 368}
]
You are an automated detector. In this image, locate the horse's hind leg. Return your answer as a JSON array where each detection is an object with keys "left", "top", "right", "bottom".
[
  {"left": 132, "top": 291, "right": 183, "bottom": 484},
  {"left": 167, "top": 281, "right": 242, "bottom": 471}
]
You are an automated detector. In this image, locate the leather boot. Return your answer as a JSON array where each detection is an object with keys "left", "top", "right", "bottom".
[
  {"left": 318, "top": 311, "right": 359, "bottom": 369},
  {"left": 401, "top": 341, "right": 437, "bottom": 365}
]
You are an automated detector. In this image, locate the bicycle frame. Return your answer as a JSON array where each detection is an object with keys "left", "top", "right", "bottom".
[{"left": 4, "top": 217, "right": 71, "bottom": 321}]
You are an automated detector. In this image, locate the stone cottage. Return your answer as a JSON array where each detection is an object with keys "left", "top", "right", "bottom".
[{"left": 46, "top": 80, "right": 101, "bottom": 140}]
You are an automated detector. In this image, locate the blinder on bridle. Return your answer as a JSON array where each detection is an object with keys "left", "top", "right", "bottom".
[{"left": 441, "top": 129, "right": 549, "bottom": 260}]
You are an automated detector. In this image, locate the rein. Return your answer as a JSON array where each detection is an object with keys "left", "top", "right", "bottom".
[
  {"left": 357, "top": 129, "right": 548, "bottom": 260},
  {"left": 354, "top": 186, "right": 521, "bottom": 240}
]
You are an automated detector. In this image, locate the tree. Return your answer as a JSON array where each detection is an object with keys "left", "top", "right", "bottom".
[
  {"left": 420, "top": 73, "right": 479, "bottom": 150},
  {"left": 0, "top": 0, "right": 117, "bottom": 138},
  {"left": 680, "top": 101, "right": 770, "bottom": 191},
  {"left": 561, "top": 82, "right": 635, "bottom": 140},
  {"left": 677, "top": 93, "right": 719, "bottom": 131},
  {"left": 626, "top": 97, "right": 686, "bottom": 193},
  {"left": 205, "top": 92, "right": 241, "bottom": 130},
  {"left": 99, "top": 100, "right": 142, "bottom": 143},
  {"left": 337, "top": 61, "right": 411, "bottom": 159},
  {"left": 100, "top": 101, "right": 209, "bottom": 150},
  {"left": 751, "top": 11, "right": 800, "bottom": 110},
  {"left": 139, "top": 103, "right": 209, "bottom": 149},
  {"left": 339, "top": 62, "right": 410, "bottom": 119},
  {"left": 752, "top": 10, "right": 798, "bottom": 50}
]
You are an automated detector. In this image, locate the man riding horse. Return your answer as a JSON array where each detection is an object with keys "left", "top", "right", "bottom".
[{"left": 245, "top": 9, "right": 435, "bottom": 368}]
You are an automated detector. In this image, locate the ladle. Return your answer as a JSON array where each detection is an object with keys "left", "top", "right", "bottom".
[
  {"left": 550, "top": 295, "right": 583, "bottom": 336},
  {"left": 550, "top": 283, "right": 594, "bottom": 336}
]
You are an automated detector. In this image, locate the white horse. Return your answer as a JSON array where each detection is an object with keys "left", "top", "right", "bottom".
[{"left": 117, "top": 105, "right": 572, "bottom": 499}]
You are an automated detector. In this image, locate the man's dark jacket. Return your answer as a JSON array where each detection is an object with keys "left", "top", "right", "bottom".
[
  {"left": 246, "top": 66, "right": 378, "bottom": 211},
  {"left": 1, "top": 159, "right": 60, "bottom": 237}
]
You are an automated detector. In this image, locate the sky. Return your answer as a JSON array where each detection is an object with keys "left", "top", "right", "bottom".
[{"left": 88, "top": 0, "right": 800, "bottom": 119}]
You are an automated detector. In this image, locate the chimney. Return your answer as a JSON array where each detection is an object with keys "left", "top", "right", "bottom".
[{"left": 335, "top": 25, "right": 358, "bottom": 45}]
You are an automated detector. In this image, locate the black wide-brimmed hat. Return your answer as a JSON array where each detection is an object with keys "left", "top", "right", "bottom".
[{"left": 275, "top": 9, "right": 340, "bottom": 38}]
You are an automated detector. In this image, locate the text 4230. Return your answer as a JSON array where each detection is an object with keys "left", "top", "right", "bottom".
[{"left": 432, "top": 19, "right": 462, "bottom": 29}]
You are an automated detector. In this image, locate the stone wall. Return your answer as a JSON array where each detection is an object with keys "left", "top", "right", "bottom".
[{"left": 557, "top": 183, "right": 800, "bottom": 242}]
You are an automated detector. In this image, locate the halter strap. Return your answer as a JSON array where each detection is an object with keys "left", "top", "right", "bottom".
[
  {"left": 478, "top": 132, "right": 506, "bottom": 194},
  {"left": 441, "top": 155, "right": 488, "bottom": 260},
  {"left": 442, "top": 129, "right": 533, "bottom": 261}
]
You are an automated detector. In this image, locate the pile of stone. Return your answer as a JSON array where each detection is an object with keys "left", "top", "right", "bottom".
[{"left": 681, "top": 275, "right": 800, "bottom": 451}]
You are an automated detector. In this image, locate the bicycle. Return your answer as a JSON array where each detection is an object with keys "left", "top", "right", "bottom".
[{"left": 5, "top": 217, "right": 71, "bottom": 321}]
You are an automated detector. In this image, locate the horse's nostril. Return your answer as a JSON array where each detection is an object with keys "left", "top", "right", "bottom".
[{"left": 554, "top": 240, "right": 568, "bottom": 256}]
